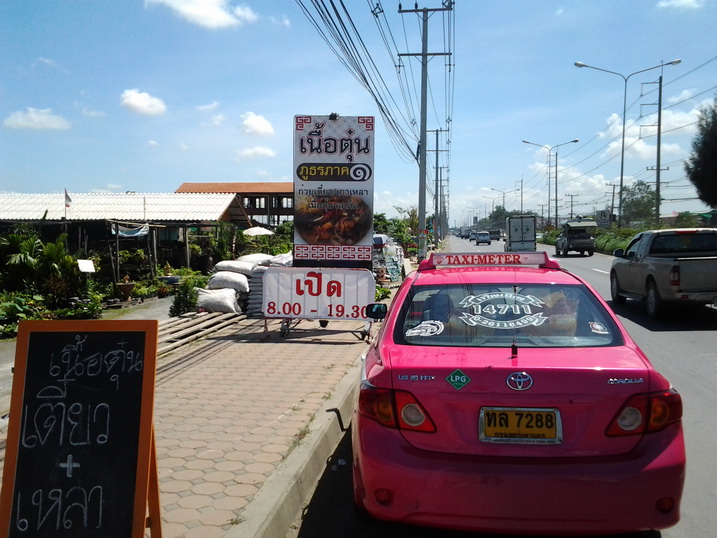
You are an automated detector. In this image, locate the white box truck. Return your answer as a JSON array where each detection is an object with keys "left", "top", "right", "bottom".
[{"left": 504, "top": 215, "right": 537, "bottom": 252}]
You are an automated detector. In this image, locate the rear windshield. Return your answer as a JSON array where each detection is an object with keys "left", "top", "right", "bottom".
[
  {"left": 394, "top": 283, "right": 622, "bottom": 348},
  {"left": 649, "top": 232, "right": 717, "bottom": 254}
]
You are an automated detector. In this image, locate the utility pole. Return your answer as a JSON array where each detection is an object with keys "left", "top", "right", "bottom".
[
  {"left": 399, "top": 3, "right": 452, "bottom": 261},
  {"left": 538, "top": 204, "right": 547, "bottom": 230},
  {"left": 645, "top": 75, "right": 668, "bottom": 227},
  {"left": 428, "top": 128, "right": 449, "bottom": 242},
  {"left": 606, "top": 183, "right": 618, "bottom": 225},
  {"left": 565, "top": 194, "right": 578, "bottom": 218}
]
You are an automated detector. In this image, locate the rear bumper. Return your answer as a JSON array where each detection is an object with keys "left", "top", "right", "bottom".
[
  {"left": 352, "top": 416, "right": 685, "bottom": 535},
  {"left": 669, "top": 291, "right": 717, "bottom": 305}
]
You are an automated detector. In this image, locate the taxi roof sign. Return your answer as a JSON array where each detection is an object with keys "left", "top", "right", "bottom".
[{"left": 419, "top": 251, "right": 561, "bottom": 271}]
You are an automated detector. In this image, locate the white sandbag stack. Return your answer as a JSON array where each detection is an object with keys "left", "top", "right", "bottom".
[
  {"left": 245, "top": 252, "right": 293, "bottom": 318},
  {"left": 196, "top": 288, "right": 240, "bottom": 314}
]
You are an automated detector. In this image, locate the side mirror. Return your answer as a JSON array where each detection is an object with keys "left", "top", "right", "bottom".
[
  {"left": 366, "top": 303, "right": 388, "bottom": 320},
  {"left": 612, "top": 248, "right": 624, "bottom": 258}
]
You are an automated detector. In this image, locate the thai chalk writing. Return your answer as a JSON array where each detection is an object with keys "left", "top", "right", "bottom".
[
  {"left": 13, "top": 486, "right": 104, "bottom": 532},
  {"left": 10, "top": 331, "right": 146, "bottom": 535}
]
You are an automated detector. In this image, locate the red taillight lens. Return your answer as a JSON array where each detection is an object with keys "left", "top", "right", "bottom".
[
  {"left": 358, "top": 384, "right": 436, "bottom": 432},
  {"left": 607, "top": 389, "right": 682, "bottom": 436},
  {"left": 669, "top": 265, "right": 680, "bottom": 286}
]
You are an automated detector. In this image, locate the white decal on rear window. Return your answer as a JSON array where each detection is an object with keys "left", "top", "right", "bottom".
[
  {"left": 406, "top": 320, "right": 444, "bottom": 337},
  {"left": 457, "top": 292, "right": 548, "bottom": 330},
  {"left": 589, "top": 322, "right": 609, "bottom": 334}
]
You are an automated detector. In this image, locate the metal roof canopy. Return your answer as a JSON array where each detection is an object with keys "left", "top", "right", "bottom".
[{"left": 0, "top": 192, "right": 240, "bottom": 223}]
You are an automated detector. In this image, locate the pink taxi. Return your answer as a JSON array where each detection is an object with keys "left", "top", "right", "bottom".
[{"left": 353, "top": 252, "right": 685, "bottom": 535}]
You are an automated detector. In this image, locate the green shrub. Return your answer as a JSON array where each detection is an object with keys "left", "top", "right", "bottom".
[
  {"left": 0, "top": 292, "right": 47, "bottom": 338},
  {"left": 169, "top": 273, "right": 209, "bottom": 317},
  {"left": 375, "top": 287, "right": 391, "bottom": 301}
]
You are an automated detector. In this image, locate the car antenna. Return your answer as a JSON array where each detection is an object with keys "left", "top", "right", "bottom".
[{"left": 511, "top": 283, "right": 519, "bottom": 358}]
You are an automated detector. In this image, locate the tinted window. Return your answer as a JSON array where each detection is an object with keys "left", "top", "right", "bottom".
[{"left": 394, "top": 283, "right": 621, "bottom": 348}]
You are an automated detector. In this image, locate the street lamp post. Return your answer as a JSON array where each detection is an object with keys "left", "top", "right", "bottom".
[
  {"left": 573, "top": 59, "right": 681, "bottom": 227},
  {"left": 489, "top": 187, "right": 516, "bottom": 209},
  {"left": 522, "top": 138, "right": 579, "bottom": 227}
]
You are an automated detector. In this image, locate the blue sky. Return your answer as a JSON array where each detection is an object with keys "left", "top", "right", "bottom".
[{"left": 2, "top": 0, "right": 716, "bottom": 223}]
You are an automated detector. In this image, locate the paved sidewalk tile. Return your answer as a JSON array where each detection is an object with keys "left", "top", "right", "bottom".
[{"left": 149, "top": 318, "right": 368, "bottom": 536}]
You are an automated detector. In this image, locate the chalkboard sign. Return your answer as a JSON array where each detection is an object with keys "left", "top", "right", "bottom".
[{"left": 0, "top": 320, "right": 159, "bottom": 537}]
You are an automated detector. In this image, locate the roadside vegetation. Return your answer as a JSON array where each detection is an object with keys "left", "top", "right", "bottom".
[{"left": 0, "top": 221, "right": 294, "bottom": 339}]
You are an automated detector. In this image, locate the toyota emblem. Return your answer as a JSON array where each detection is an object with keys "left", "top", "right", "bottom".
[{"left": 506, "top": 372, "right": 534, "bottom": 391}]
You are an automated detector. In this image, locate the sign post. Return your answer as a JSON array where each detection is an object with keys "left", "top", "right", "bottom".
[{"left": 0, "top": 320, "right": 161, "bottom": 537}]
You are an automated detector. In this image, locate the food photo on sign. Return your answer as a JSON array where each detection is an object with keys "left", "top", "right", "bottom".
[{"left": 294, "top": 193, "right": 372, "bottom": 245}]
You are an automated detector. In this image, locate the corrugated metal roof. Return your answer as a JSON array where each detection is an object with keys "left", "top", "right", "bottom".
[
  {"left": 176, "top": 182, "right": 293, "bottom": 194},
  {"left": 0, "top": 192, "right": 238, "bottom": 222}
]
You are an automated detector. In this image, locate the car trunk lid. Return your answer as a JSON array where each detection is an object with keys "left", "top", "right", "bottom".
[{"left": 384, "top": 344, "right": 653, "bottom": 457}]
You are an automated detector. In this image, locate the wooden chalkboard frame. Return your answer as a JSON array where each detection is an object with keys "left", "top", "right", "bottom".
[{"left": 0, "top": 320, "right": 159, "bottom": 537}]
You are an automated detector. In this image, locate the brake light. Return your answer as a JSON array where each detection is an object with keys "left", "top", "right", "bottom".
[
  {"left": 669, "top": 265, "right": 680, "bottom": 286},
  {"left": 606, "top": 389, "right": 682, "bottom": 436},
  {"left": 358, "top": 383, "right": 436, "bottom": 432}
]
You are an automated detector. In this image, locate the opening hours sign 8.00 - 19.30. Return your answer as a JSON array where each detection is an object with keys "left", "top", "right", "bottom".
[{"left": 0, "top": 320, "right": 161, "bottom": 538}]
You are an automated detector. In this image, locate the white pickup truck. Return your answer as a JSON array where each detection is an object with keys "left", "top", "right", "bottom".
[{"left": 610, "top": 228, "right": 717, "bottom": 319}]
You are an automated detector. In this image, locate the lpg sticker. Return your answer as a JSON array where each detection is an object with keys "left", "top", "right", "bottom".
[
  {"left": 405, "top": 320, "right": 444, "bottom": 337},
  {"left": 446, "top": 369, "right": 471, "bottom": 390},
  {"left": 589, "top": 322, "right": 609, "bottom": 334}
]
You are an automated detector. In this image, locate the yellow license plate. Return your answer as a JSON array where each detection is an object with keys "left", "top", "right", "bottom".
[{"left": 479, "top": 407, "right": 562, "bottom": 444}]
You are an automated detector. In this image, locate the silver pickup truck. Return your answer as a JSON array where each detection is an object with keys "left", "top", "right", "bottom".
[{"left": 610, "top": 228, "right": 717, "bottom": 318}]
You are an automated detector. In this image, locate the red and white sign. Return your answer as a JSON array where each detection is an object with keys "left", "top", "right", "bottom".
[
  {"left": 293, "top": 115, "right": 375, "bottom": 268},
  {"left": 262, "top": 267, "right": 375, "bottom": 320}
]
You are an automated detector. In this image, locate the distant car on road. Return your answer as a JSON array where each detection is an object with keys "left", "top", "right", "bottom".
[
  {"left": 355, "top": 251, "right": 685, "bottom": 535},
  {"left": 474, "top": 231, "right": 491, "bottom": 245}
]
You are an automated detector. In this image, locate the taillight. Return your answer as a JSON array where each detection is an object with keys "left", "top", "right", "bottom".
[
  {"left": 358, "top": 383, "right": 436, "bottom": 432},
  {"left": 669, "top": 265, "right": 680, "bottom": 286},
  {"left": 607, "top": 389, "right": 682, "bottom": 436}
]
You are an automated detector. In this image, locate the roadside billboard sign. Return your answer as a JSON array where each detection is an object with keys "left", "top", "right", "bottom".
[
  {"left": 293, "top": 115, "right": 375, "bottom": 269},
  {"left": 596, "top": 210, "right": 611, "bottom": 228},
  {"left": 262, "top": 267, "right": 375, "bottom": 321}
]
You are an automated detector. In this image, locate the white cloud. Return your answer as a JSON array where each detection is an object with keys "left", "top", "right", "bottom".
[
  {"left": 234, "top": 146, "right": 276, "bottom": 161},
  {"left": 211, "top": 114, "right": 226, "bottom": 126},
  {"left": 657, "top": 0, "right": 704, "bottom": 8},
  {"left": 196, "top": 100, "right": 220, "bottom": 111},
  {"left": 147, "top": 140, "right": 159, "bottom": 147},
  {"left": 241, "top": 112, "right": 274, "bottom": 135},
  {"left": 82, "top": 106, "right": 106, "bottom": 118},
  {"left": 269, "top": 15, "right": 290, "bottom": 27},
  {"left": 146, "top": 0, "right": 258, "bottom": 29},
  {"left": 668, "top": 89, "right": 695, "bottom": 104},
  {"left": 234, "top": 5, "right": 259, "bottom": 24},
  {"left": 34, "top": 57, "right": 63, "bottom": 70},
  {"left": 120, "top": 89, "right": 167, "bottom": 115},
  {"left": 92, "top": 183, "right": 123, "bottom": 193},
  {"left": 3, "top": 107, "right": 71, "bottom": 130}
]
